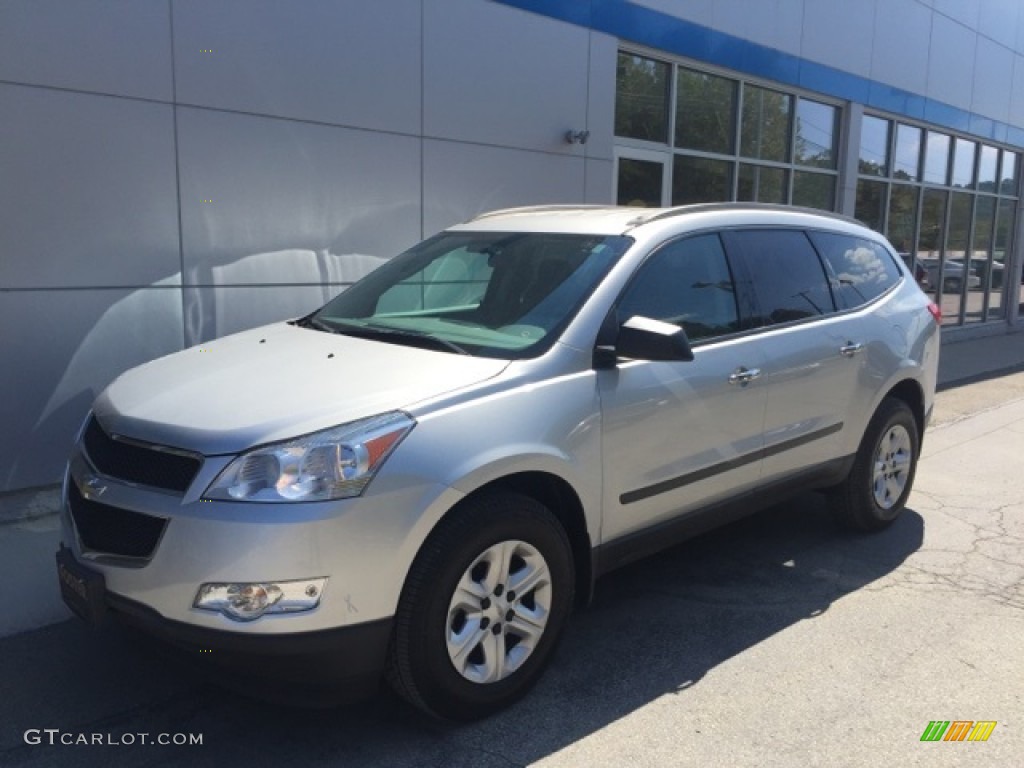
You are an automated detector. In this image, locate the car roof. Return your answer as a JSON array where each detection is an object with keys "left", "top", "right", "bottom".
[{"left": 448, "top": 203, "right": 869, "bottom": 238}]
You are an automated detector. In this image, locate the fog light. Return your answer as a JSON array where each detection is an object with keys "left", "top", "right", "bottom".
[{"left": 194, "top": 578, "right": 327, "bottom": 621}]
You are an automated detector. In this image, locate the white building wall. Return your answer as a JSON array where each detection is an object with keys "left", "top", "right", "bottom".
[{"left": 0, "top": 0, "right": 616, "bottom": 492}]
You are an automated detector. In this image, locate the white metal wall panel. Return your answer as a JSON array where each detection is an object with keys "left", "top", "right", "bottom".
[
  {"left": 175, "top": 107, "right": 421, "bottom": 284},
  {"left": 0, "top": 84, "right": 180, "bottom": 289},
  {"left": 0, "top": 0, "right": 172, "bottom": 101},
  {"left": 172, "top": 0, "right": 422, "bottom": 134}
]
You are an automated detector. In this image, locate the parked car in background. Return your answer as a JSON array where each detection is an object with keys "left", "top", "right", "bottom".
[
  {"left": 898, "top": 253, "right": 930, "bottom": 289},
  {"left": 56, "top": 204, "right": 940, "bottom": 720},
  {"left": 973, "top": 258, "right": 1005, "bottom": 290},
  {"left": 918, "top": 258, "right": 980, "bottom": 292}
]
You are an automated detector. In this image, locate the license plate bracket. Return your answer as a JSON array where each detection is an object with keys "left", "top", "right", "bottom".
[{"left": 56, "top": 547, "right": 107, "bottom": 627}]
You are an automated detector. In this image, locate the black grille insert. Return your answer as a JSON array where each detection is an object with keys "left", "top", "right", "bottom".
[
  {"left": 68, "top": 482, "right": 167, "bottom": 559},
  {"left": 83, "top": 416, "right": 200, "bottom": 493}
]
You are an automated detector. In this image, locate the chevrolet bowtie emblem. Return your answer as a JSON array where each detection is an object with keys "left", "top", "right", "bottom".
[{"left": 81, "top": 474, "right": 107, "bottom": 498}]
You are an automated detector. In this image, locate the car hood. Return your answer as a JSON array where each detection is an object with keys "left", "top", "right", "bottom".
[{"left": 93, "top": 323, "right": 509, "bottom": 455}]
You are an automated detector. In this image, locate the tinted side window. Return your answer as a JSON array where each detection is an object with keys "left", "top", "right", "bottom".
[
  {"left": 617, "top": 233, "right": 739, "bottom": 342},
  {"left": 807, "top": 231, "right": 902, "bottom": 309},
  {"left": 727, "top": 229, "right": 835, "bottom": 325}
]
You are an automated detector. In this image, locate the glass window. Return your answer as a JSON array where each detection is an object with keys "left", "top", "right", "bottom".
[
  {"left": 924, "top": 132, "right": 951, "bottom": 185},
  {"left": 995, "top": 198, "right": 1016, "bottom": 320},
  {"left": 951, "top": 138, "right": 976, "bottom": 188},
  {"left": 728, "top": 229, "right": 835, "bottom": 324},
  {"left": 946, "top": 192, "right": 972, "bottom": 258},
  {"left": 918, "top": 188, "right": 948, "bottom": 254},
  {"left": 1001, "top": 151, "right": 1020, "bottom": 196},
  {"left": 675, "top": 67, "right": 737, "bottom": 154},
  {"left": 672, "top": 156, "right": 732, "bottom": 205},
  {"left": 859, "top": 115, "right": 890, "bottom": 176},
  {"left": 615, "top": 52, "right": 670, "bottom": 143},
  {"left": 886, "top": 184, "right": 919, "bottom": 258},
  {"left": 917, "top": 189, "right": 947, "bottom": 299},
  {"left": 855, "top": 180, "right": 887, "bottom": 233},
  {"left": 937, "top": 192, "right": 972, "bottom": 323},
  {"left": 795, "top": 99, "right": 837, "bottom": 168},
  {"left": 966, "top": 196, "right": 996, "bottom": 323},
  {"left": 893, "top": 124, "right": 922, "bottom": 181},
  {"left": 617, "top": 158, "right": 664, "bottom": 207},
  {"left": 792, "top": 171, "right": 835, "bottom": 210},
  {"left": 737, "top": 164, "right": 787, "bottom": 204},
  {"left": 740, "top": 85, "right": 792, "bottom": 162},
  {"left": 617, "top": 234, "right": 739, "bottom": 342},
  {"left": 809, "top": 232, "right": 902, "bottom": 309},
  {"left": 977, "top": 145, "right": 998, "bottom": 192}
]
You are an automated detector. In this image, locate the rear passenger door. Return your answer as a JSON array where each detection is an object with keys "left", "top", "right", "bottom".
[{"left": 723, "top": 228, "right": 863, "bottom": 482}]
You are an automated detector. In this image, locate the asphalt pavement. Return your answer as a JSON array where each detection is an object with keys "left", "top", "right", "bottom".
[{"left": 0, "top": 331, "right": 1022, "bottom": 766}]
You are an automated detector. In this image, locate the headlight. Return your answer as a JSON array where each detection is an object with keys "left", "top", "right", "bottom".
[{"left": 204, "top": 412, "right": 414, "bottom": 502}]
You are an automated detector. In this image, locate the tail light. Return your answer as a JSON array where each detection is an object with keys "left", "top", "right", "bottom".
[{"left": 927, "top": 302, "right": 941, "bottom": 324}]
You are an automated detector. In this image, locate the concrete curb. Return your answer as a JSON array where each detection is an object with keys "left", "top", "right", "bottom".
[
  {"left": 0, "top": 485, "right": 61, "bottom": 526},
  {"left": 936, "top": 361, "right": 1024, "bottom": 392}
]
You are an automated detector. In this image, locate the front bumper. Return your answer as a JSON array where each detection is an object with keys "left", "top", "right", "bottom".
[
  {"left": 61, "top": 450, "right": 462, "bottom": 633},
  {"left": 57, "top": 545, "right": 393, "bottom": 699}
]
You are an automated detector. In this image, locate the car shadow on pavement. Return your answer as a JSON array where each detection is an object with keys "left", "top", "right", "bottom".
[{"left": 0, "top": 492, "right": 923, "bottom": 768}]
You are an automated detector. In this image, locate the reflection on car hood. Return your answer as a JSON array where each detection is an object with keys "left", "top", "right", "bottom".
[{"left": 93, "top": 323, "right": 509, "bottom": 455}]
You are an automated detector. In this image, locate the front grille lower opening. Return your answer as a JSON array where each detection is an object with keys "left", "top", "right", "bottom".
[{"left": 68, "top": 482, "right": 167, "bottom": 559}]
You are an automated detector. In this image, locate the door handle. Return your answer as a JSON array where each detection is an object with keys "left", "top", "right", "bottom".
[
  {"left": 839, "top": 342, "right": 863, "bottom": 358},
  {"left": 728, "top": 367, "right": 762, "bottom": 385}
]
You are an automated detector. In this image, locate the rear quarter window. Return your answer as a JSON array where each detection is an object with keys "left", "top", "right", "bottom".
[{"left": 807, "top": 231, "right": 902, "bottom": 309}]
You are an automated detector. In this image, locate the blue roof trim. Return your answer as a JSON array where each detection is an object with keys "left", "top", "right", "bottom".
[{"left": 493, "top": 0, "right": 1023, "bottom": 149}]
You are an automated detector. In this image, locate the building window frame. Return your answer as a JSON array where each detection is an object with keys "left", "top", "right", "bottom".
[
  {"left": 614, "top": 46, "right": 844, "bottom": 212},
  {"left": 854, "top": 108, "right": 1021, "bottom": 329}
]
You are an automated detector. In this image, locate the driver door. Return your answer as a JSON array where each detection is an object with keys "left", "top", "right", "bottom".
[{"left": 598, "top": 233, "right": 767, "bottom": 543}]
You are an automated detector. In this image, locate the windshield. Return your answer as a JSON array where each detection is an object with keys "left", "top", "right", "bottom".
[{"left": 310, "top": 231, "right": 632, "bottom": 359}]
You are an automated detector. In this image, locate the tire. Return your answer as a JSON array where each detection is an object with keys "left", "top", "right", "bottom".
[
  {"left": 386, "top": 492, "right": 574, "bottom": 720},
  {"left": 828, "top": 397, "right": 919, "bottom": 532},
  {"left": 943, "top": 276, "right": 961, "bottom": 293}
]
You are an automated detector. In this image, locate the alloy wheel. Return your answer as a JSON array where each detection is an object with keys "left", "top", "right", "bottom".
[
  {"left": 445, "top": 540, "right": 552, "bottom": 684},
  {"left": 872, "top": 424, "right": 912, "bottom": 510}
]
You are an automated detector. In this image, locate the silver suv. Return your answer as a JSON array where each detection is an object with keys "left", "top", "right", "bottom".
[{"left": 56, "top": 204, "right": 940, "bottom": 719}]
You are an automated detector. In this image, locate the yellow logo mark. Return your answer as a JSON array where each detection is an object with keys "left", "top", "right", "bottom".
[{"left": 967, "top": 721, "right": 997, "bottom": 742}]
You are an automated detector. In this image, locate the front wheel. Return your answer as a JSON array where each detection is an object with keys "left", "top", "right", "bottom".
[
  {"left": 827, "top": 397, "right": 920, "bottom": 532},
  {"left": 386, "top": 492, "right": 574, "bottom": 720}
]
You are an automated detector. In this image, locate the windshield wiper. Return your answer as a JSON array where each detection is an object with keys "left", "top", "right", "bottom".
[
  {"left": 296, "top": 315, "right": 468, "bottom": 354},
  {"left": 362, "top": 323, "right": 469, "bottom": 355},
  {"left": 306, "top": 320, "right": 466, "bottom": 355}
]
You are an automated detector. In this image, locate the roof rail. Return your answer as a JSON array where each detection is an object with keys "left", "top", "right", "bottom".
[
  {"left": 469, "top": 204, "right": 620, "bottom": 221},
  {"left": 465, "top": 201, "right": 866, "bottom": 231},
  {"left": 630, "top": 202, "right": 863, "bottom": 228}
]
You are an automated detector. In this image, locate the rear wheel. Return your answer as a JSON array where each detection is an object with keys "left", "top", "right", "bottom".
[
  {"left": 386, "top": 492, "right": 574, "bottom": 720},
  {"left": 828, "top": 397, "right": 919, "bottom": 531}
]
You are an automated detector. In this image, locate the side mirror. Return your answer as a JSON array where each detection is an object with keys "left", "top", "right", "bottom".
[{"left": 608, "top": 315, "right": 694, "bottom": 363}]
